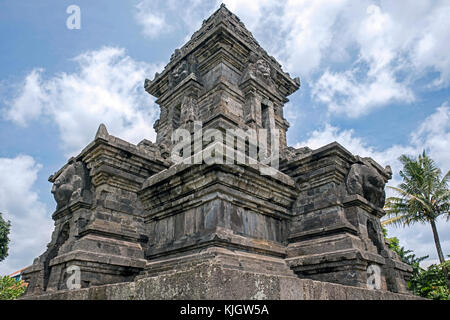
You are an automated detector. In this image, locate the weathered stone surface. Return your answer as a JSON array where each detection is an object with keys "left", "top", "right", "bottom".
[
  {"left": 21, "top": 4, "right": 415, "bottom": 300},
  {"left": 22, "top": 261, "right": 424, "bottom": 300},
  {"left": 346, "top": 158, "right": 391, "bottom": 208},
  {"left": 50, "top": 160, "right": 91, "bottom": 211},
  {"left": 281, "top": 143, "right": 412, "bottom": 293}
]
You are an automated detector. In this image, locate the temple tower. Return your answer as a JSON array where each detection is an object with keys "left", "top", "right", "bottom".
[{"left": 145, "top": 4, "right": 299, "bottom": 157}]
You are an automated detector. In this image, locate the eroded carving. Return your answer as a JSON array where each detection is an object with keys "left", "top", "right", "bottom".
[
  {"left": 43, "top": 222, "right": 70, "bottom": 290},
  {"left": 180, "top": 95, "right": 197, "bottom": 125},
  {"left": 282, "top": 146, "right": 312, "bottom": 162},
  {"left": 254, "top": 59, "right": 271, "bottom": 79},
  {"left": 346, "top": 159, "right": 390, "bottom": 208},
  {"left": 50, "top": 160, "right": 89, "bottom": 210},
  {"left": 168, "top": 55, "right": 199, "bottom": 89},
  {"left": 241, "top": 53, "right": 276, "bottom": 88}
]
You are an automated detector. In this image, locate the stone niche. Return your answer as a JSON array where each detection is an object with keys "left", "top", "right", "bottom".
[{"left": 22, "top": 4, "right": 414, "bottom": 300}]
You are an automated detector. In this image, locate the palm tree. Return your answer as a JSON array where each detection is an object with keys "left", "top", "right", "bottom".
[{"left": 382, "top": 151, "right": 449, "bottom": 286}]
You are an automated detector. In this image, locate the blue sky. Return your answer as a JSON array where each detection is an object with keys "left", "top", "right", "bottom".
[{"left": 0, "top": 0, "right": 449, "bottom": 275}]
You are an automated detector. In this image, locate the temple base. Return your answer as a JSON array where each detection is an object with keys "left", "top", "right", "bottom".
[{"left": 21, "top": 258, "right": 422, "bottom": 300}]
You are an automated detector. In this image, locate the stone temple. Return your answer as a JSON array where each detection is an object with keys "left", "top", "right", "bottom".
[{"left": 22, "top": 4, "right": 417, "bottom": 299}]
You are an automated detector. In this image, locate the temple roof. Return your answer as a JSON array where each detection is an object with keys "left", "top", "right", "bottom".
[{"left": 145, "top": 4, "right": 300, "bottom": 98}]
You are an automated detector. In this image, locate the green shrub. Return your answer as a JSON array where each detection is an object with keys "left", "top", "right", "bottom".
[
  {"left": 409, "top": 260, "right": 450, "bottom": 300},
  {"left": 0, "top": 275, "right": 26, "bottom": 300}
]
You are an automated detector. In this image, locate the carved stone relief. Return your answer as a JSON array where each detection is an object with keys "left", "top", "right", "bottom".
[
  {"left": 168, "top": 55, "right": 199, "bottom": 89},
  {"left": 241, "top": 53, "right": 276, "bottom": 89},
  {"left": 345, "top": 158, "right": 391, "bottom": 208},
  {"left": 180, "top": 95, "right": 197, "bottom": 125},
  {"left": 50, "top": 160, "right": 89, "bottom": 210}
]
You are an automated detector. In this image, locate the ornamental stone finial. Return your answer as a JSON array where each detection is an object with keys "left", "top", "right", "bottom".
[{"left": 95, "top": 123, "right": 109, "bottom": 140}]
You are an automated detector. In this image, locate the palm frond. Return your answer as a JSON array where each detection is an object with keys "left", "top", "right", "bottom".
[
  {"left": 384, "top": 151, "right": 449, "bottom": 228},
  {"left": 381, "top": 216, "right": 403, "bottom": 226},
  {"left": 387, "top": 186, "right": 432, "bottom": 213}
]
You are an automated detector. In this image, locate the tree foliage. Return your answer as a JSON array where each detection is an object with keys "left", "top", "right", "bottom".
[
  {"left": 384, "top": 151, "right": 449, "bottom": 228},
  {"left": 0, "top": 275, "right": 26, "bottom": 300},
  {"left": 0, "top": 212, "right": 11, "bottom": 262},
  {"left": 383, "top": 151, "right": 449, "bottom": 290},
  {"left": 384, "top": 227, "right": 449, "bottom": 300},
  {"left": 409, "top": 259, "right": 450, "bottom": 300}
]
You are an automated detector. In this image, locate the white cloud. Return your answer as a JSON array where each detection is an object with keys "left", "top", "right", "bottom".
[
  {"left": 222, "top": 0, "right": 278, "bottom": 31},
  {"left": 6, "top": 69, "right": 47, "bottom": 126},
  {"left": 310, "top": 3, "right": 417, "bottom": 117},
  {"left": 295, "top": 123, "right": 371, "bottom": 155},
  {"left": 385, "top": 215, "right": 449, "bottom": 268},
  {"left": 133, "top": 1, "right": 450, "bottom": 118},
  {"left": 312, "top": 68, "right": 415, "bottom": 118},
  {"left": 0, "top": 155, "right": 52, "bottom": 275},
  {"left": 295, "top": 104, "right": 450, "bottom": 186},
  {"left": 179, "top": 0, "right": 450, "bottom": 117},
  {"left": 412, "top": 103, "right": 450, "bottom": 169},
  {"left": 134, "top": 0, "right": 220, "bottom": 43},
  {"left": 408, "top": 1, "right": 450, "bottom": 88},
  {"left": 221, "top": 0, "right": 353, "bottom": 76},
  {"left": 293, "top": 103, "right": 450, "bottom": 265},
  {"left": 294, "top": 122, "right": 416, "bottom": 188},
  {"left": 5, "top": 47, "right": 162, "bottom": 157},
  {"left": 134, "top": 1, "right": 170, "bottom": 38}
]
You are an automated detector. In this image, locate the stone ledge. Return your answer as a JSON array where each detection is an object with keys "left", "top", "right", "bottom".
[
  {"left": 49, "top": 250, "right": 147, "bottom": 269},
  {"left": 21, "top": 262, "right": 424, "bottom": 300},
  {"left": 285, "top": 248, "right": 385, "bottom": 269}
]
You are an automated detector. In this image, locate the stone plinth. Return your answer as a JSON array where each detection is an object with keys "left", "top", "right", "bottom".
[{"left": 21, "top": 259, "right": 423, "bottom": 300}]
